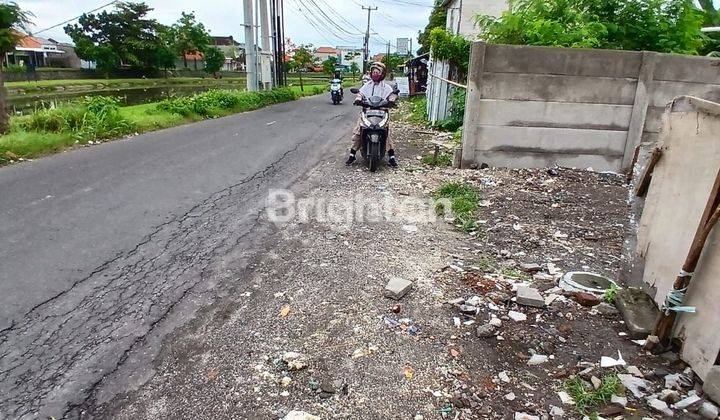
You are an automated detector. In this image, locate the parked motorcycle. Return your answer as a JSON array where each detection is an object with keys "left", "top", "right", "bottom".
[
  {"left": 350, "top": 87, "right": 395, "bottom": 172},
  {"left": 330, "top": 78, "right": 343, "bottom": 105}
]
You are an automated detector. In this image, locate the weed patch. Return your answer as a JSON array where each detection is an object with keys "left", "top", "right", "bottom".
[{"left": 434, "top": 182, "right": 480, "bottom": 232}]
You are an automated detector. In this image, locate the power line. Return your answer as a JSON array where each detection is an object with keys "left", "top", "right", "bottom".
[
  {"left": 304, "top": 0, "right": 364, "bottom": 37},
  {"left": 287, "top": 0, "right": 338, "bottom": 45},
  {"left": 375, "top": 0, "right": 435, "bottom": 8},
  {"left": 314, "top": 0, "right": 366, "bottom": 34},
  {"left": 32, "top": 0, "right": 120, "bottom": 35},
  {"left": 295, "top": 0, "right": 363, "bottom": 43}
]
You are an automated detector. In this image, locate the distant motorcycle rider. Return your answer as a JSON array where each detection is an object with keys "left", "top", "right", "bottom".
[{"left": 346, "top": 62, "right": 398, "bottom": 167}]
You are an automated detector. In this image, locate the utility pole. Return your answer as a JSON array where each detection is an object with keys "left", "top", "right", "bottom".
[
  {"left": 362, "top": 5, "right": 377, "bottom": 73},
  {"left": 243, "top": 0, "right": 257, "bottom": 91},
  {"left": 259, "top": 0, "right": 272, "bottom": 89}
]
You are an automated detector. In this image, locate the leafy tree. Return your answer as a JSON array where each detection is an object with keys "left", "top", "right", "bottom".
[
  {"left": 476, "top": 0, "right": 706, "bottom": 55},
  {"left": 350, "top": 61, "right": 360, "bottom": 80},
  {"left": 291, "top": 45, "right": 316, "bottom": 91},
  {"left": 0, "top": 2, "right": 32, "bottom": 134},
  {"left": 698, "top": 0, "right": 720, "bottom": 55},
  {"left": 64, "top": 2, "right": 173, "bottom": 73},
  {"left": 428, "top": 28, "right": 471, "bottom": 78},
  {"left": 417, "top": 4, "right": 448, "bottom": 55},
  {"left": 171, "top": 11, "right": 211, "bottom": 69},
  {"left": 156, "top": 26, "right": 178, "bottom": 73},
  {"left": 381, "top": 53, "right": 406, "bottom": 78},
  {"left": 203, "top": 47, "right": 225, "bottom": 76},
  {"left": 322, "top": 56, "right": 338, "bottom": 75}
]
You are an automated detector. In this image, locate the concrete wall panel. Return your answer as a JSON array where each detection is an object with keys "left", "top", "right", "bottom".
[
  {"left": 484, "top": 44, "right": 642, "bottom": 78},
  {"left": 475, "top": 99, "right": 633, "bottom": 130},
  {"left": 651, "top": 80, "right": 720, "bottom": 107},
  {"left": 481, "top": 73, "right": 638, "bottom": 105},
  {"left": 473, "top": 150, "right": 621, "bottom": 172},
  {"left": 654, "top": 54, "right": 720, "bottom": 84},
  {"left": 467, "top": 125, "right": 626, "bottom": 156}
]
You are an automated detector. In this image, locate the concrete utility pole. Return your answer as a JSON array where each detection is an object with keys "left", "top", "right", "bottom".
[
  {"left": 362, "top": 5, "right": 377, "bottom": 73},
  {"left": 259, "top": 0, "right": 272, "bottom": 89},
  {"left": 243, "top": 0, "right": 257, "bottom": 91}
]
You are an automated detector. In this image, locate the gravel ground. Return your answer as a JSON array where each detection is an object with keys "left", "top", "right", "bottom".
[{"left": 91, "top": 113, "right": 712, "bottom": 419}]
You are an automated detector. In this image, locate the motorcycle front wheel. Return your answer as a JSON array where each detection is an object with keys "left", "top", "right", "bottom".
[{"left": 368, "top": 142, "right": 380, "bottom": 172}]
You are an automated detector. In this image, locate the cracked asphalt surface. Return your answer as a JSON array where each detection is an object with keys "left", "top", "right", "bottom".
[{"left": 0, "top": 93, "right": 356, "bottom": 419}]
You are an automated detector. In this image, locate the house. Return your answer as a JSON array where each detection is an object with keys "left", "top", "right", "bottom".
[
  {"left": 211, "top": 36, "right": 245, "bottom": 71},
  {"left": 443, "top": 0, "right": 508, "bottom": 38},
  {"left": 336, "top": 46, "right": 363, "bottom": 69},
  {"left": 3, "top": 31, "right": 66, "bottom": 68},
  {"left": 46, "top": 39, "right": 83, "bottom": 68},
  {"left": 426, "top": 0, "right": 509, "bottom": 123},
  {"left": 314, "top": 46, "right": 338, "bottom": 62},
  {"left": 177, "top": 51, "right": 205, "bottom": 70}
]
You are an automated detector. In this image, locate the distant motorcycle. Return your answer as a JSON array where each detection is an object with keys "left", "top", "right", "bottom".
[
  {"left": 330, "top": 78, "right": 343, "bottom": 105},
  {"left": 350, "top": 87, "right": 394, "bottom": 172}
]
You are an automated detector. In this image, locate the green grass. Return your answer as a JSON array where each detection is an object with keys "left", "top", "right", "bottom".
[
  {"left": 6, "top": 77, "right": 249, "bottom": 94},
  {"left": 0, "top": 86, "right": 324, "bottom": 165},
  {"left": 565, "top": 375, "right": 622, "bottom": 416},
  {"left": 501, "top": 267, "right": 530, "bottom": 280},
  {"left": 421, "top": 152, "right": 453, "bottom": 167},
  {"left": 434, "top": 182, "right": 480, "bottom": 232},
  {"left": 603, "top": 283, "right": 619, "bottom": 303}
]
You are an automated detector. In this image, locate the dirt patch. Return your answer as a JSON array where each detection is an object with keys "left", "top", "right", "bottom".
[{"left": 94, "top": 118, "right": 700, "bottom": 419}]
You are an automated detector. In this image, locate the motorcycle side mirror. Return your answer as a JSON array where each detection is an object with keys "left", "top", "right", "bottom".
[{"left": 350, "top": 88, "right": 359, "bottom": 94}]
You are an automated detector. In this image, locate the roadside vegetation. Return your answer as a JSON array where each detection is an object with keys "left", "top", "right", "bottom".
[
  {"left": 565, "top": 374, "right": 622, "bottom": 416},
  {"left": 0, "top": 86, "right": 323, "bottom": 165},
  {"left": 434, "top": 182, "right": 480, "bottom": 233}
]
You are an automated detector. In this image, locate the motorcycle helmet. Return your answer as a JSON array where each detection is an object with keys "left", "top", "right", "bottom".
[{"left": 370, "top": 62, "right": 387, "bottom": 82}]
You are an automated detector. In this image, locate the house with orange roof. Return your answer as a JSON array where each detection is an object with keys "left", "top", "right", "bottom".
[
  {"left": 313, "top": 46, "right": 338, "bottom": 62},
  {"left": 3, "top": 31, "right": 66, "bottom": 68}
]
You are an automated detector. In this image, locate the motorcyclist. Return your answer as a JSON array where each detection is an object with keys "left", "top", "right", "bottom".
[
  {"left": 346, "top": 62, "right": 398, "bottom": 167},
  {"left": 330, "top": 70, "right": 343, "bottom": 97}
]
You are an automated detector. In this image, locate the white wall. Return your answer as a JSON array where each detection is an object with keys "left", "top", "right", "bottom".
[{"left": 445, "top": 0, "right": 508, "bottom": 38}]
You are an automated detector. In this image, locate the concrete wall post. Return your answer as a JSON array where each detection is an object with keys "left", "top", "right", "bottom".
[
  {"left": 460, "top": 41, "right": 486, "bottom": 168},
  {"left": 622, "top": 51, "right": 657, "bottom": 171}
]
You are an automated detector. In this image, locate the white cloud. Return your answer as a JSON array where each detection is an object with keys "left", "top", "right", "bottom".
[{"left": 21, "top": 0, "right": 432, "bottom": 55}]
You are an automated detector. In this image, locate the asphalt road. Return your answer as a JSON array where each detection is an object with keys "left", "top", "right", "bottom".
[{"left": 0, "top": 93, "right": 357, "bottom": 419}]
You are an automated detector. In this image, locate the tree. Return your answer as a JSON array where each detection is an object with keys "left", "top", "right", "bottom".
[
  {"left": 291, "top": 45, "right": 316, "bottom": 91},
  {"left": 322, "top": 56, "right": 338, "bottom": 75},
  {"left": 381, "top": 53, "right": 405, "bottom": 78},
  {"left": 698, "top": 0, "right": 720, "bottom": 55},
  {"left": 417, "top": 5, "right": 448, "bottom": 55},
  {"left": 350, "top": 61, "right": 360, "bottom": 80},
  {"left": 0, "top": 2, "right": 32, "bottom": 134},
  {"left": 203, "top": 47, "right": 225, "bottom": 76},
  {"left": 476, "top": 0, "right": 706, "bottom": 55},
  {"left": 64, "top": 2, "right": 173, "bottom": 74},
  {"left": 171, "top": 11, "right": 211, "bottom": 69}
]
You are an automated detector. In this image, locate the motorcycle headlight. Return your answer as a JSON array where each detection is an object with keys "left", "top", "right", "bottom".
[
  {"left": 361, "top": 113, "right": 372, "bottom": 127},
  {"left": 370, "top": 133, "right": 380, "bottom": 143}
]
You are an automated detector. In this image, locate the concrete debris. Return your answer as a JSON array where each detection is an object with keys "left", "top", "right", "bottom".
[
  {"left": 617, "top": 373, "right": 651, "bottom": 398},
  {"left": 384, "top": 277, "right": 414, "bottom": 300},
  {"left": 596, "top": 302, "right": 619, "bottom": 315},
  {"left": 505, "top": 392, "right": 516, "bottom": 401},
  {"left": 466, "top": 295, "right": 483, "bottom": 307},
  {"left": 648, "top": 398, "right": 673, "bottom": 417},
  {"left": 520, "top": 263, "right": 542, "bottom": 273},
  {"left": 460, "top": 304, "right": 480, "bottom": 314},
  {"left": 282, "top": 352, "right": 309, "bottom": 371},
  {"left": 615, "top": 288, "right": 661, "bottom": 339},
  {"left": 516, "top": 286, "right": 545, "bottom": 308},
  {"left": 476, "top": 323, "right": 496, "bottom": 338},
  {"left": 498, "top": 371, "right": 511, "bottom": 383},
  {"left": 627, "top": 365, "right": 644, "bottom": 378},
  {"left": 527, "top": 354, "right": 549, "bottom": 366},
  {"left": 283, "top": 411, "right": 320, "bottom": 420},
  {"left": 699, "top": 402, "right": 719, "bottom": 419},
  {"left": 508, "top": 311, "right": 527, "bottom": 322},
  {"left": 673, "top": 395, "right": 702, "bottom": 410},
  {"left": 402, "top": 224, "right": 418, "bottom": 233},
  {"left": 611, "top": 395, "right": 628, "bottom": 407},
  {"left": 591, "top": 376, "right": 602, "bottom": 390},
  {"left": 514, "top": 413, "right": 540, "bottom": 420},
  {"left": 489, "top": 317, "right": 503, "bottom": 328},
  {"left": 557, "top": 391, "right": 575, "bottom": 405},
  {"left": 704, "top": 366, "right": 720, "bottom": 406},
  {"left": 549, "top": 406, "right": 565, "bottom": 418},
  {"left": 665, "top": 373, "right": 693, "bottom": 390}
]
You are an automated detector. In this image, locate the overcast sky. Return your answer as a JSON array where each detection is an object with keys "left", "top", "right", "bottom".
[{"left": 20, "top": 0, "right": 433, "bottom": 55}]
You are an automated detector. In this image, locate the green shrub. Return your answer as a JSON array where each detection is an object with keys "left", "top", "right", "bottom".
[
  {"left": 435, "top": 182, "right": 480, "bottom": 232},
  {"left": 421, "top": 152, "right": 452, "bottom": 167},
  {"left": 156, "top": 88, "right": 297, "bottom": 118},
  {"left": 437, "top": 89, "right": 466, "bottom": 131}
]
